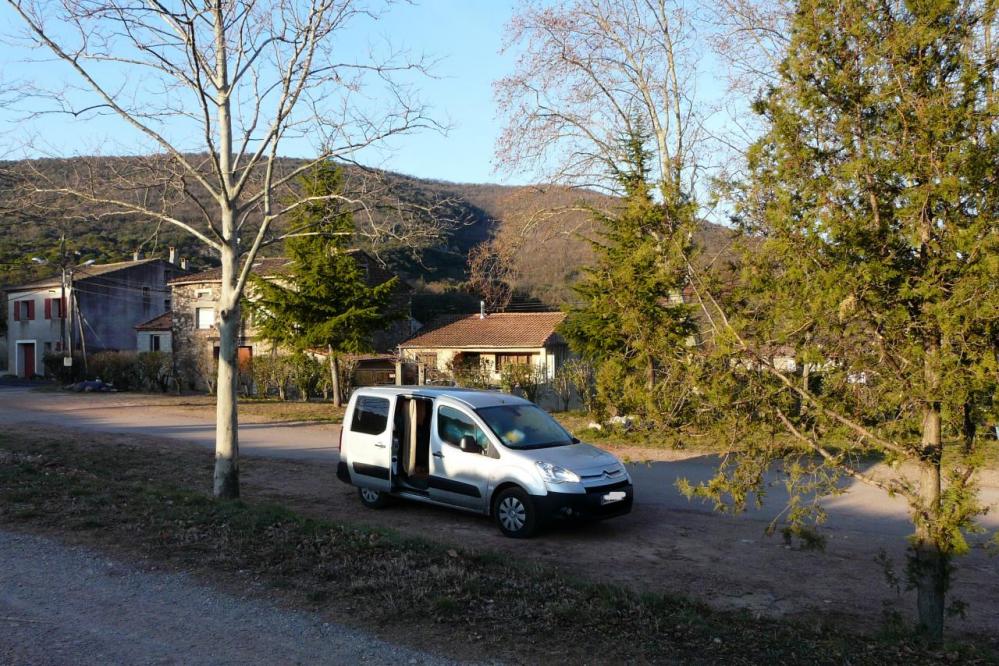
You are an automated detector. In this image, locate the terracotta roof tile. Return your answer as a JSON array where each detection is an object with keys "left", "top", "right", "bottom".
[
  {"left": 400, "top": 312, "right": 566, "bottom": 349},
  {"left": 134, "top": 311, "right": 172, "bottom": 331}
]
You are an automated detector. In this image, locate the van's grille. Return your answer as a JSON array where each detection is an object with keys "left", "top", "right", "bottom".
[
  {"left": 580, "top": 466, "right": 625, "bottom": 481},
  {"left": 584, "top": 480, "right": 630, "bottom": 494}
]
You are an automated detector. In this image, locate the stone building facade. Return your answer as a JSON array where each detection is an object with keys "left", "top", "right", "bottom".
[{"left": 169, "top": 253, "right": 413, "bottom": 388}]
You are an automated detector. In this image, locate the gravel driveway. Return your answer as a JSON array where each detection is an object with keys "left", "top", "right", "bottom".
[{"left": 0, "top": 530, "right": 453, "bottom": 666}]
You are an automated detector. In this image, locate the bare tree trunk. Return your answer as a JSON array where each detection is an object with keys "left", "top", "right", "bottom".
[
  {"left": 329, "top": 345, "right": 343, "bottom": 408},
  {"left": 914, "top": 381, "right": 945, "bottom": 642},
  {"left": 214, "top": 267, "right": 241, "bottom": 499}
]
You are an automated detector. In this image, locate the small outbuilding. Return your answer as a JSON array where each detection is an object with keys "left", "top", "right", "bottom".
[{"left": 134, "top": 311, "right": 173, "bottom": 353}]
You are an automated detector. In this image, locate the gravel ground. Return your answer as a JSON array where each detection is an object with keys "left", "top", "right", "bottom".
[{"left": 0, "top": 530, "right": 455, "bottom": 666}]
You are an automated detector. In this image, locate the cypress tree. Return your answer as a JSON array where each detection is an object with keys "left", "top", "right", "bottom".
[
  {"left": 561, "top": 127, "right": 699, "bottom": 423},
  {"left": 249, "top": 162, "right": 398, "bottom": 405},
  {"left": 699, "top": 0, "right": 999, "bottom": 641}
]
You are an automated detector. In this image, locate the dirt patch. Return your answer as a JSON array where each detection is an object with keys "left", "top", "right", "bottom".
[{"left": 5, "top": 421, "right": 999, "bottom": 648}]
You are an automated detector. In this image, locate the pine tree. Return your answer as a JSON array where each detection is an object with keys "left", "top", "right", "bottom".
[
  {"left": 698, "top": 0, "right": 999, "bottom": 641},
  {"left": 561, "top": 128, "right": 699, "bottom": 423},
  {"left": 249, "top": 162, "right": 399, "bottom": 406}
]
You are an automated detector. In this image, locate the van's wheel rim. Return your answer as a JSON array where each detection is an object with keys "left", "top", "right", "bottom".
[
  {"left": 498, "top": 497, "right": 527, "bottom": 531},
  {"left": 361, "top": 488, "right": 380, "bottom": 503}
]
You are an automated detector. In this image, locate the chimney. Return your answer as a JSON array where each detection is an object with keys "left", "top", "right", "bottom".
[
  {"left": 180, "top": 257, "right": 188, "bottom": 270},
  {"left": 480, "top": 300, "right": 486, "bottom": 320},
  {"left": 168, "top": 246, "right": 176, "bottom": 264},
  {"left": 133, "top": 250, "right": 141, "bottom": 261}
]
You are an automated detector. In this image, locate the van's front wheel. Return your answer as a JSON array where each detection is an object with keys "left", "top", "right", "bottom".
[
  {"left": 358, "top": 487, "right": 391, "bottom": 509},
  {"left": 493, "top": 487, "right": 538, "bottom": 538}
]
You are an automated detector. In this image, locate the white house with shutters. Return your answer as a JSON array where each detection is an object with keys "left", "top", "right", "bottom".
[{"left": 3, "top": 258, "right": 182, "bottom": 378}]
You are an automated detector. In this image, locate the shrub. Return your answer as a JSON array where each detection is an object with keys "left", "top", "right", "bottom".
[
  {"left": 290, "top": 353, "right": 322, "bottom": 401},
  {"left": 447, "top": 356, "right": 492, "bottom": 389},
  {"left": 135, "top": 351, "right": 174, "bottom": 392},
  {"left": 559, "top": 359, "right": 595, "bottom": 414},
  {"left": 43, "top": 352, "right": 86, "bottom": 384},
  {"left": 499, "top": 362, "right": 545, "bottom": 403},
  {"left": 87, "top": 351, "right": 141, "bottom": 390}
]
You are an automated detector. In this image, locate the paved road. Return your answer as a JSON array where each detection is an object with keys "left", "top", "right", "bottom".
[
  {"left": 0, "top": 386, "right": 339, "bottom": 461},
  {"left": 0, "top": 530, "right": 451, "bottom": 666},
  {"left": 2, "top": 386, "right": 997, "bottom": 538}
]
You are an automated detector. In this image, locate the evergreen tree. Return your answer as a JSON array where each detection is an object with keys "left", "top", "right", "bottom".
[
  {"left": 560, "top": 127, "right": 699, "bottom": 423},
  {"left": 249, "top": 162, "right": 399, "bottom": 406},
  {"left": 697, "top": 0, "right": 999, "bottom": 640}
]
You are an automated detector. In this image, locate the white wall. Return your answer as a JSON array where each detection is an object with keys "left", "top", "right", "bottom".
[
  {"left": 136, "top": 330, "right": 173, "bottom": 353},
  {"left": 6, "top": 287, "right": 68, "bottom": 377},
  {"left": 401, "top": 347, "right": 552, "bottom": 382}
]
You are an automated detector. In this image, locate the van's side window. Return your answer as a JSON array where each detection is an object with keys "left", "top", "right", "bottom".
[
  {"left": 437, "top": 406, "right": 488, "bottom": 451},
  {"left": 352, "top": 396, "right": 390, "bottom": 435}
]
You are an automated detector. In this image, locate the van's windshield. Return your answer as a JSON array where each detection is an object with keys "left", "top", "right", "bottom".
[{"left": 475, "top": 404, "right": 573, "bottom": 450}]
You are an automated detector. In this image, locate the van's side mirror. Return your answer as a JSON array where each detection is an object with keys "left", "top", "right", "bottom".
[
  {"left": 571, "top": 437, "right": 581, "bottom": 444},
  {"left": 459, "top": 435, "right": 483, "bottom": 454}
]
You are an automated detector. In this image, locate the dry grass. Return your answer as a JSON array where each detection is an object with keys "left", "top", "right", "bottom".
[
  {"left": 166, "top": 396, "right": 346, "bottom": 424},
  {"left": 0, "top": 428, "right": 992, "bottom": 664}
]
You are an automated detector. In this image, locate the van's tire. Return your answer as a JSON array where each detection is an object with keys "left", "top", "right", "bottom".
[
  {"left": 358, "top": 487, "right": 391, "bottom": 509},
  {"left": 493, "top": 487, "right": 539, "bottom": 538}
]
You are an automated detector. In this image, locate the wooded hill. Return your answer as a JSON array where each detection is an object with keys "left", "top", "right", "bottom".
[{"left": 0, "top": 155, "right": 737, "bottom": 319}]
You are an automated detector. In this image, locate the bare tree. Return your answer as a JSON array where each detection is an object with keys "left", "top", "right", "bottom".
[
  {"left": 3, "top": 0, "right": 447, "bottom": 498},
  {"left": 466, "top": 239, "right": 515, "bottom": 312},
  {"left": 496, "top": 0, "right": 705, "bottom": 200}
]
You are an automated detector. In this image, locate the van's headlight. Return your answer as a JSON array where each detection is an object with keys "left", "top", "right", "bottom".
[{"left": 536, "top": 461, "right": 580, "bottom": 484}]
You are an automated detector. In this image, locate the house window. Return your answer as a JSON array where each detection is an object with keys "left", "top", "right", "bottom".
[
  {"left": 496, "top": 353, "right": 535, "bottom": 369},
  {"left": 416, "top": 352, "right": 437, "bottom": 368},
  {"left": 196, "top": 307, "right": 215, "bottom": 329},
  {"left": 164, "top": 298, "right": 171, "bottom": 311},
  {"left": 46, "top": 298, "right": 64, "bottom": 319},
  {"left": 13, "top": 299, "right": 35, "bottom": 321},
  {"left": 44, "top": 342, "right": 52, "bottom": 354},
  {"left": 142, "top": 286, "right": 151, "bottom": 311},
  {"left": 195, "top": 289, "right": 211, "bottom": 298},
  {"left": 150, "top": 335, "right": 161, "bottom": 352}
]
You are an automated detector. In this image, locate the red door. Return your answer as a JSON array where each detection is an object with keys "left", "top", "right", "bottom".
[{"left": 20, "top": 343, "right": 35, "bottom": 379}]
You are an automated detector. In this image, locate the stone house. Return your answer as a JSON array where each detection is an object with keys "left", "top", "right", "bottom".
[
  {"left": 168, "top": 252, "right": 413, "bottom": 386},
  {"left": 4, "top": 257, "right": 181, "bottom": 378},
  {"left": 398, "top": 311, "right": 570, "bottom": 384}
]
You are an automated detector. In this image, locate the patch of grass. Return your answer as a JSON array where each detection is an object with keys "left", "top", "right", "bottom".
[
  {"left": 0, "top": 430, "right": 993, "bottom": 665},
  {"left": 164, "top": 395, "right": 346, "bottom": 424}
]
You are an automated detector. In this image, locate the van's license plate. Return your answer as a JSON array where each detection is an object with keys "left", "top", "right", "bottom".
[{"left": 601, "top": 491, "right": 626, "bottom": 505}]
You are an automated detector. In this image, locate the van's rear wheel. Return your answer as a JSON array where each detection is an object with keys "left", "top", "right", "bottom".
[
  {"left": 358, "top": 487, "right": 390, "bottom": 509},
  {"left": 493, "top": 487, "right": 538, "bottom": 538}
]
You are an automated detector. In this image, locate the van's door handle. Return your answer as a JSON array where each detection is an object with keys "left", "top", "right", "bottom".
[
  {"left": 374, "top": 443, "right": 387, "bottom": 449},
  {"left": 432, "top": 452, "right": 443, "bottom": 458}
]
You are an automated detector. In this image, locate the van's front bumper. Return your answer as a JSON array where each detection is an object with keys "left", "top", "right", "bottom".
[{"left": 535, "top": 481, "right": 633, "bottom": 521}]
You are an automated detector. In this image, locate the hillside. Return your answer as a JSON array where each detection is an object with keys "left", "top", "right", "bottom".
[{"left": 0, "top": 156, "right": 737, "bottom": 320}]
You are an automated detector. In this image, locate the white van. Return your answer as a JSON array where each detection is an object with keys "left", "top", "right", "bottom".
[{"left": 336, "top": 386, "right": 633, "bottom": 537}]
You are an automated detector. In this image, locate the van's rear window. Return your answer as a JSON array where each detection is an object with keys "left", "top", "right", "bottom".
[{"left": 351, "top": 396, "right": 390, "bottom": 435}]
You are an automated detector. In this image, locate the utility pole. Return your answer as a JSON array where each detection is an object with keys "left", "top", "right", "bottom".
[{"left": 59, "top": 235, "right": 70, "bottom": 365}]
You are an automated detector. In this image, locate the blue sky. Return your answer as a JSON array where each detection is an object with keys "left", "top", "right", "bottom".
[
  {"left": 0, "top": 0, "right": 740, "bottom": 191},
  {"left": 0, "top": 0, "right": 524, "bottom": 185}
]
